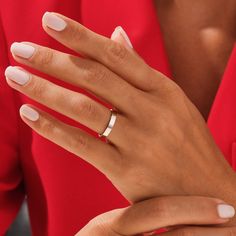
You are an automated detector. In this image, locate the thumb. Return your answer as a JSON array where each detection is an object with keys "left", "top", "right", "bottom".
[
  {"left": 112, "top": 196, "right": 235, "bottom": 235},
  {"left": 111, "top": 26, "right": 133, "bottom": 49}
]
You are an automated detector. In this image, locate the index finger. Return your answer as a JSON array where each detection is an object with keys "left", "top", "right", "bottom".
[{"left": 42, "top": 12, "right": 159, "bottom": 91}]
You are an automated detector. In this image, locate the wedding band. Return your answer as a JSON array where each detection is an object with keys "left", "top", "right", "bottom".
[{"left": 99, "top": 109, "right": 117, "bottom": 138}]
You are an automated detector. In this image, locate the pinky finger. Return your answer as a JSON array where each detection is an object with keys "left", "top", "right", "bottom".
[{"left": 19, "top": 104, "right": 120, "bottom": 174}]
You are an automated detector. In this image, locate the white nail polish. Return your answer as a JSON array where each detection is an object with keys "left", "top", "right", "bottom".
[
  {"left": 111, "top": 26, "right": 133, "bottom": 48},
  {"left": 111, "top": 28, "right": 120, "bottom": 39},
  {"left": 20, "top": 105, "right": 39, "bottom": 121},
  {"left": 5, "top": 66, "right": 30, "bottom": 85},
  {"left": 42, "top": 12, "right": 67, "bottom": 31},
  {"left": 11, "top": 42, "right": 35, "bottom": 59},
  {"left": 217, "top": 204, "right": 235, "bottom": 219}
]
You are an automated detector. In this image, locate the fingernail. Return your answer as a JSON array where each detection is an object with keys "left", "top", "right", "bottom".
[
  {"left": 11, "top": 42, "right": 35, "bottom": 59},
  {"left": 217, "top": 204, "right": 235, "bottom": 219},
  {"left": 42, "top": 12, "right": 67, "bottom": 31},
  {"left": 5, "top": 66, "right": 30, "bottom": 85},
  {"left": 111, "top": 26, "right": 133, "bottom": 48},
  {"left": 20, "top": 105, "right": 39, "bottom": 121}
]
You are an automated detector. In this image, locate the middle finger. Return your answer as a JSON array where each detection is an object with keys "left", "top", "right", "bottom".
[{"left": 10, "top": 42, "right": 139, "bottom": 113}]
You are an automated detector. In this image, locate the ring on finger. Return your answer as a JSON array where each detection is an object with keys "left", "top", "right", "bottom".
[{"left": 99, "top": 109, "right": 117, "bottom": 138}]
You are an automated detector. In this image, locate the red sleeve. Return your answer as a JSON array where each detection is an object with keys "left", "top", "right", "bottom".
[{"left": 0, "top": 14, "right": 24, "bottom": 235}]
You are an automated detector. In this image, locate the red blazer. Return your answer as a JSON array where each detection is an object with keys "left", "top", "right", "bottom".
[{"left": 0, "top": 1, "right": 236, "bottom": 235}]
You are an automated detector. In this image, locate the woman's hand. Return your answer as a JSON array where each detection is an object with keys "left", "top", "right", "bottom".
[
  {"left": 74, "top": 196, "right": 235, "bottom": 235},
  {"left": 5, "top": 12, "right": 236, "bottom": 213}
]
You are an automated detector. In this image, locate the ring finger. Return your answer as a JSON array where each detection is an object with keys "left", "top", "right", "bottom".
[{"left": 19, "top": 104, "right": 121, "bottom": 175}]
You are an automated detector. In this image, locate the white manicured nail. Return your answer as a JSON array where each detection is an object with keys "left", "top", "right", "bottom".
[
  {"left": 11, "top": 42, "right": 35, "bottom": 59},
  {"left": 217, "top": 204, "right": 235, "bottom": 219},
  {"left": 5, "top": 66, "right": 30, "bottom": 85},
  {"left": 111, "top": 26, "right": 133, "bottom": 48},
  {"left": 42, "top": 12, "right": 67, "bottom": 31},
  {"left": 20, "top": 105, "right": 39, "bottom": 121}
]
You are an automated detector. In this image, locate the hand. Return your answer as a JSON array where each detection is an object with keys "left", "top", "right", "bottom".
[
  {"left": 74, "top": 196, "right": 236, "bottom": 235},
  {"left": 5, "top": 12, "right": 236, "bottom": 211}
]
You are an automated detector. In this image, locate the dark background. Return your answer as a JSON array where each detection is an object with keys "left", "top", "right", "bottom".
[{"left": 6, "top": 201, "right": 31, "bottom": 236}]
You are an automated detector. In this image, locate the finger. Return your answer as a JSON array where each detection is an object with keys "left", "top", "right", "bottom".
[
  {"left": 111, "top": 26, "right": 133, "bottom": 49},
  {"left": 161, "top": 226, "right": 236, "bottom": 236},
  {"left": 10, "top": 42, "right": 139, "bottom": 113},
  {"left": 41, "top": 12, "right": 159, "bottom": 91},
  {"left": 19, "top": 104, "right": 120, "bottom": 175},
  {"left": 5, "top": 66, "right": 114, "bottom": 135},
  {"left": 5, "top": 66, "right": 128, "bottom": 143},
  {"left": 111, "top": 196, "right": 235, "bottom": 235},
  {"left": 75, "top": 209, "right": 124, "bottom": 236}
]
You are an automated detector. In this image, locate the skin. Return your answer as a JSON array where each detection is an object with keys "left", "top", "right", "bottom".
[
  {"left": 4, "top": 9, "right": 236, "bottom": 235},
  {"left": 154, "top": 0, "right": 236, "bottom": 119},
  {"left": 74, "top": 196, "right": 236, "bottom": 235}
]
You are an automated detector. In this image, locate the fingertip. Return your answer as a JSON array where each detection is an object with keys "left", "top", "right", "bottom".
[
  {"left": 217, "top": 204, "right": 235, "bottom": 220},
  {"left": 20, "top": 104, "right": 40, "bottom": 122},
  {"left": 42, "top": 11, "right": 67, "bottom": 32},
  {"left": 111, "top": 26, "right": 133, "bottom": 49}
]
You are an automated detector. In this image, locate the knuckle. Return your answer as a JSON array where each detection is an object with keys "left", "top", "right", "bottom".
[
  {"left": 158, "top": 75, "right": 183, "bottom": 97},
  {"left": 28, "top": 79, "right": 47, "bottom": 99},
  {"left": 147, "top": 68, "right": 164, "bottom": 91},
  {"left": 30, "top": 47, "right": 54, "bottom": 67},
  {"left": 104, "top": 41, "right": 128, "bottom": 64},
  {"left": 150, "top": 69, "right": 179, "bottom": 94},
  {"left": 84, "top": 64, "right": 108, "bottom": 86},
  {"left": 75, "top": 97, "right": 98, "bottom": 120},
  {"left": 72, "top": 132, "right": 89, "bottom": 152},
  {"left": 67, "top": 24, "right": 87, "bottom": 42},
  {"left": 40, "top": 119, "right": 57, "bottom": 137}
]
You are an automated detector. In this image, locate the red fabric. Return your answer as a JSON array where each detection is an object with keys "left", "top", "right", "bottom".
[{"left": 0, "top": 1, "right": 235, "bottom": 235}]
